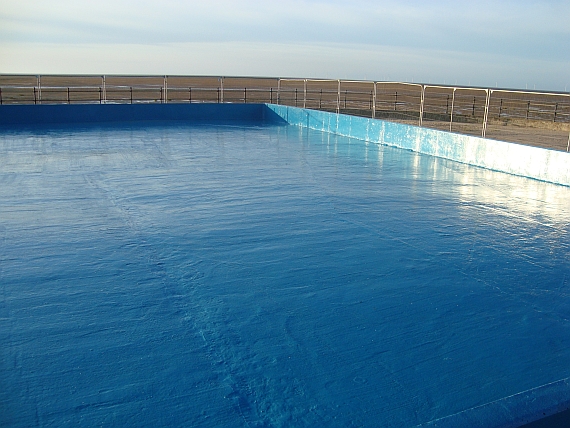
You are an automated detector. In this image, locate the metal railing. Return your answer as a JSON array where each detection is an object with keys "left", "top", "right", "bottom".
[{"left": 1, "top": 75, "right": 569, "bottom": 152}]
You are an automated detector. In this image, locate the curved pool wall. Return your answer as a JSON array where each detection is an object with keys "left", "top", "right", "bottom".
[{"left": 267, "top": 104, "right": 570, "bottom": 187}]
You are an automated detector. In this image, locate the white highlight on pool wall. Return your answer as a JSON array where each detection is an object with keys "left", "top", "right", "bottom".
[{"left": 267, "top": 104, "right": 570, "bottom": 187}]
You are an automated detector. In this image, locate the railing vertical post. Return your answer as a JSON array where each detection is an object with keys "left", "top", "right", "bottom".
[
  {"left": 372, "top": 82, "right": 376, "bottom": 118},
  {"left": 553, "top": 103, "right": 558, "bottom": 122},
  {"left": 99, "top": 87, "right": 102, "bottom": 104},
  {"left": 34, "top": 87, "right": 37, "bottom": 105},
  {"left": 450, "top": 88, "right": 456, "bottom": 132},
  {"left": 67, "top": 87, "right": 70, "bottom": 104},
  {"left": 319, "top": 89, "right": 322, "bottom": 109},
  {"left": 270, "top": 88, "right": 273, "bottom": 103},
  {"left": 163, "top": 75, "right": 168, "bottom": 104},
  {"left": 336, "top": 80, "right": 340, "bottom": 114},
  {"left": 37, "top": 75, "right": 41, "bottom": 104},
  {"left": 499, "top": 99, "right": 502, "bottom": 118},
  {"left": 482, "top": 89, "right": 491, "bottom": 138},
  {"left": 102, "top": 75, "right": 106, "bottom": 103},
  {"left": 220, "top": 77, "right": 224, "bottom": 103},
  {"left": 419, "top": 85, "right": 425, "bottom": 127},
  {"left": 0, "top": 87, "right": 3, "bottom": 105},
  {"left": 303, "top": 79, "right": 307, "bottom": 109},
  {"left": 566, "top": 132, "right": 570, "bottom": 152},
  {"left": 277, "top": 79, "right": 281, "bottom": 105},
  {"left": 526, "top": 101, "right": 530, "bottom": 119},
  {"left": 295, "top": 88, "right": 298, "bottom": 107},
  {"left": 244, "top": 87, "right": 247, "bottom": 103},
  {"left": 189, "top": 87, "right": 192, "bottom": 102},
  {"left": 394, "top": 91, "right": 397, "bottom": 111},
  {"left": 130, "top": 87, "right": 133, "bottom": 104}
]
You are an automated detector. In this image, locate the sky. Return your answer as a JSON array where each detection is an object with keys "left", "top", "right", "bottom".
[{"left": 1, "top": 0, "right": 569, "bottom": 91}]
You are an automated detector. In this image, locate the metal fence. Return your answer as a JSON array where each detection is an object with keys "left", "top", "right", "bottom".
[{"left": 1, "top": 75, "right": 569, "bottom": 152}]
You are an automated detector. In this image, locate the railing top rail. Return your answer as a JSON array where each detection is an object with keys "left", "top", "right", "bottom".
[
  {"left": 376, "top": 81, "right": 423, "bottom": 87},
  {"left": 338, "top": 80, "right": 374, "bottom": 84},
  {"left": 424, "top": 85, "right": 487, "bottom": 92},
  {"left": 1, "top": 75, "right": 568, "bottom": 96},
  {"left": 278, "top": 78, "right": 338, "bottom": 83},
  {"left": 490, "top": 88, "right": 570, "bottom": 98}
]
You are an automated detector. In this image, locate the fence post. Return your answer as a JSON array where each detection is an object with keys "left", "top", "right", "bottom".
[
  {"left": 295, "top": 88, "right": 298, "bottom": 107},
  {"left": 163, "top": 76, "right": 168, "bottom": 104},
  {"left": 553, "top": 103, "right": 558, "bottom": 122},
  {"left": 277, "top": 79, "right": 281, "bottom": 105},
  {"left": 34, "top": 87, "right": 37, "bottom": 105},
  {"left": 336, "top": 80, "right": 341, "bottom": 114},
  {"left": 102, "top": 75, "right": 106, "bottom": 103},
  {"left": 394, "top": 91, "right": 397, "bottom": 111},
  {"left": 189, "top": 87, "right": 192, "bottom": 102},
  {"left": 37, "top": 75, "right": 41, "bottom": 104},
  {"left": 99, "top": 87, "right": 102, "bottom": 104},
  {"left": 270, "top": 87, "right": 273, "bottom": 103},
  {"left": 482, "top": 89, "right": 491, "bottom": 138},
  {"left": 67, "top": 87, "right": 70, "bottom": 104},
  {"left": 319, "top": 89, "right": 322, "bottom": 109},
  {"left": 244, "top": 88, "right": 247, "bottom": 103},
  {"left": 220, "top": 77, "right": 224, "bottom": 103},
  {"left": 450, "top": 88, "right": 456, "bottom": 132},
  {"left": 526, "top": 101, "right": 530, "bottom": 119},
  {"left": 372, "top": 82, "right": 376, "bottom": 119},
  {"left": 303, "top": 79, "right": 307, "bottom": 109},
  {"left": 0, "top": 87, "right": 3, "bottom": 105},
  {"left": 130, "top": 87, "right": 133, "bottom": 104},
  {"left": 419, "top": 85, "right": 425, "bottom": 127}
]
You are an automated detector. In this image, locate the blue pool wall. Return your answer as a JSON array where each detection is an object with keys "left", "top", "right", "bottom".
[
  {"left": 0, "top": 103, "right": 286, "bottom": 126},
  {"left": 1, "top": 102, "right": 569, "bottom": 187},
  {"left": 266, "top": 104, "right": 570, "bottom": 187}
]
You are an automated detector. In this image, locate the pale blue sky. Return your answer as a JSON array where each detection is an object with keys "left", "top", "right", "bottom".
[{"left": 1, "top": 0, "right": 569, "bottom": 91}]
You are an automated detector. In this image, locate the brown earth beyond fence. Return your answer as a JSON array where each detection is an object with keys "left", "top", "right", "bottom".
[{"left": 1, "top": 75, "right": 569, "bottom": 152}]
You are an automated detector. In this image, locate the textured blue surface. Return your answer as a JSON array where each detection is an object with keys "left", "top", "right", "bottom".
[{"left": 1, "top": 123, "right": 570, "bottom": 427}]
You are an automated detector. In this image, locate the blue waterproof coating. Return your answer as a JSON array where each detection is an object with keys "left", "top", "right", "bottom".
[
  {"left": 267, "top": 104, "right": 570, "bottom": 187},
  {"left": 1, "top": 109, "right": 570, "bottom": 426}
]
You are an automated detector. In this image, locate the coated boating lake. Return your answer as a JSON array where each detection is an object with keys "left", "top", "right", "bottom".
[{"left": 1, "top": 123, "right": 569, "bottom": 427}]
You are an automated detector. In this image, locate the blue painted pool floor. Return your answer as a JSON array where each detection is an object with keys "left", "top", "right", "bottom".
[{"left": 1, "top": 123, "right": 570, "bottom": 427}]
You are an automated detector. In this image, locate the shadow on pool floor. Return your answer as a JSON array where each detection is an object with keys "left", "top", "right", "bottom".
[{"left": 519, "top": 407, "right": 570, "bottom": 427}]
